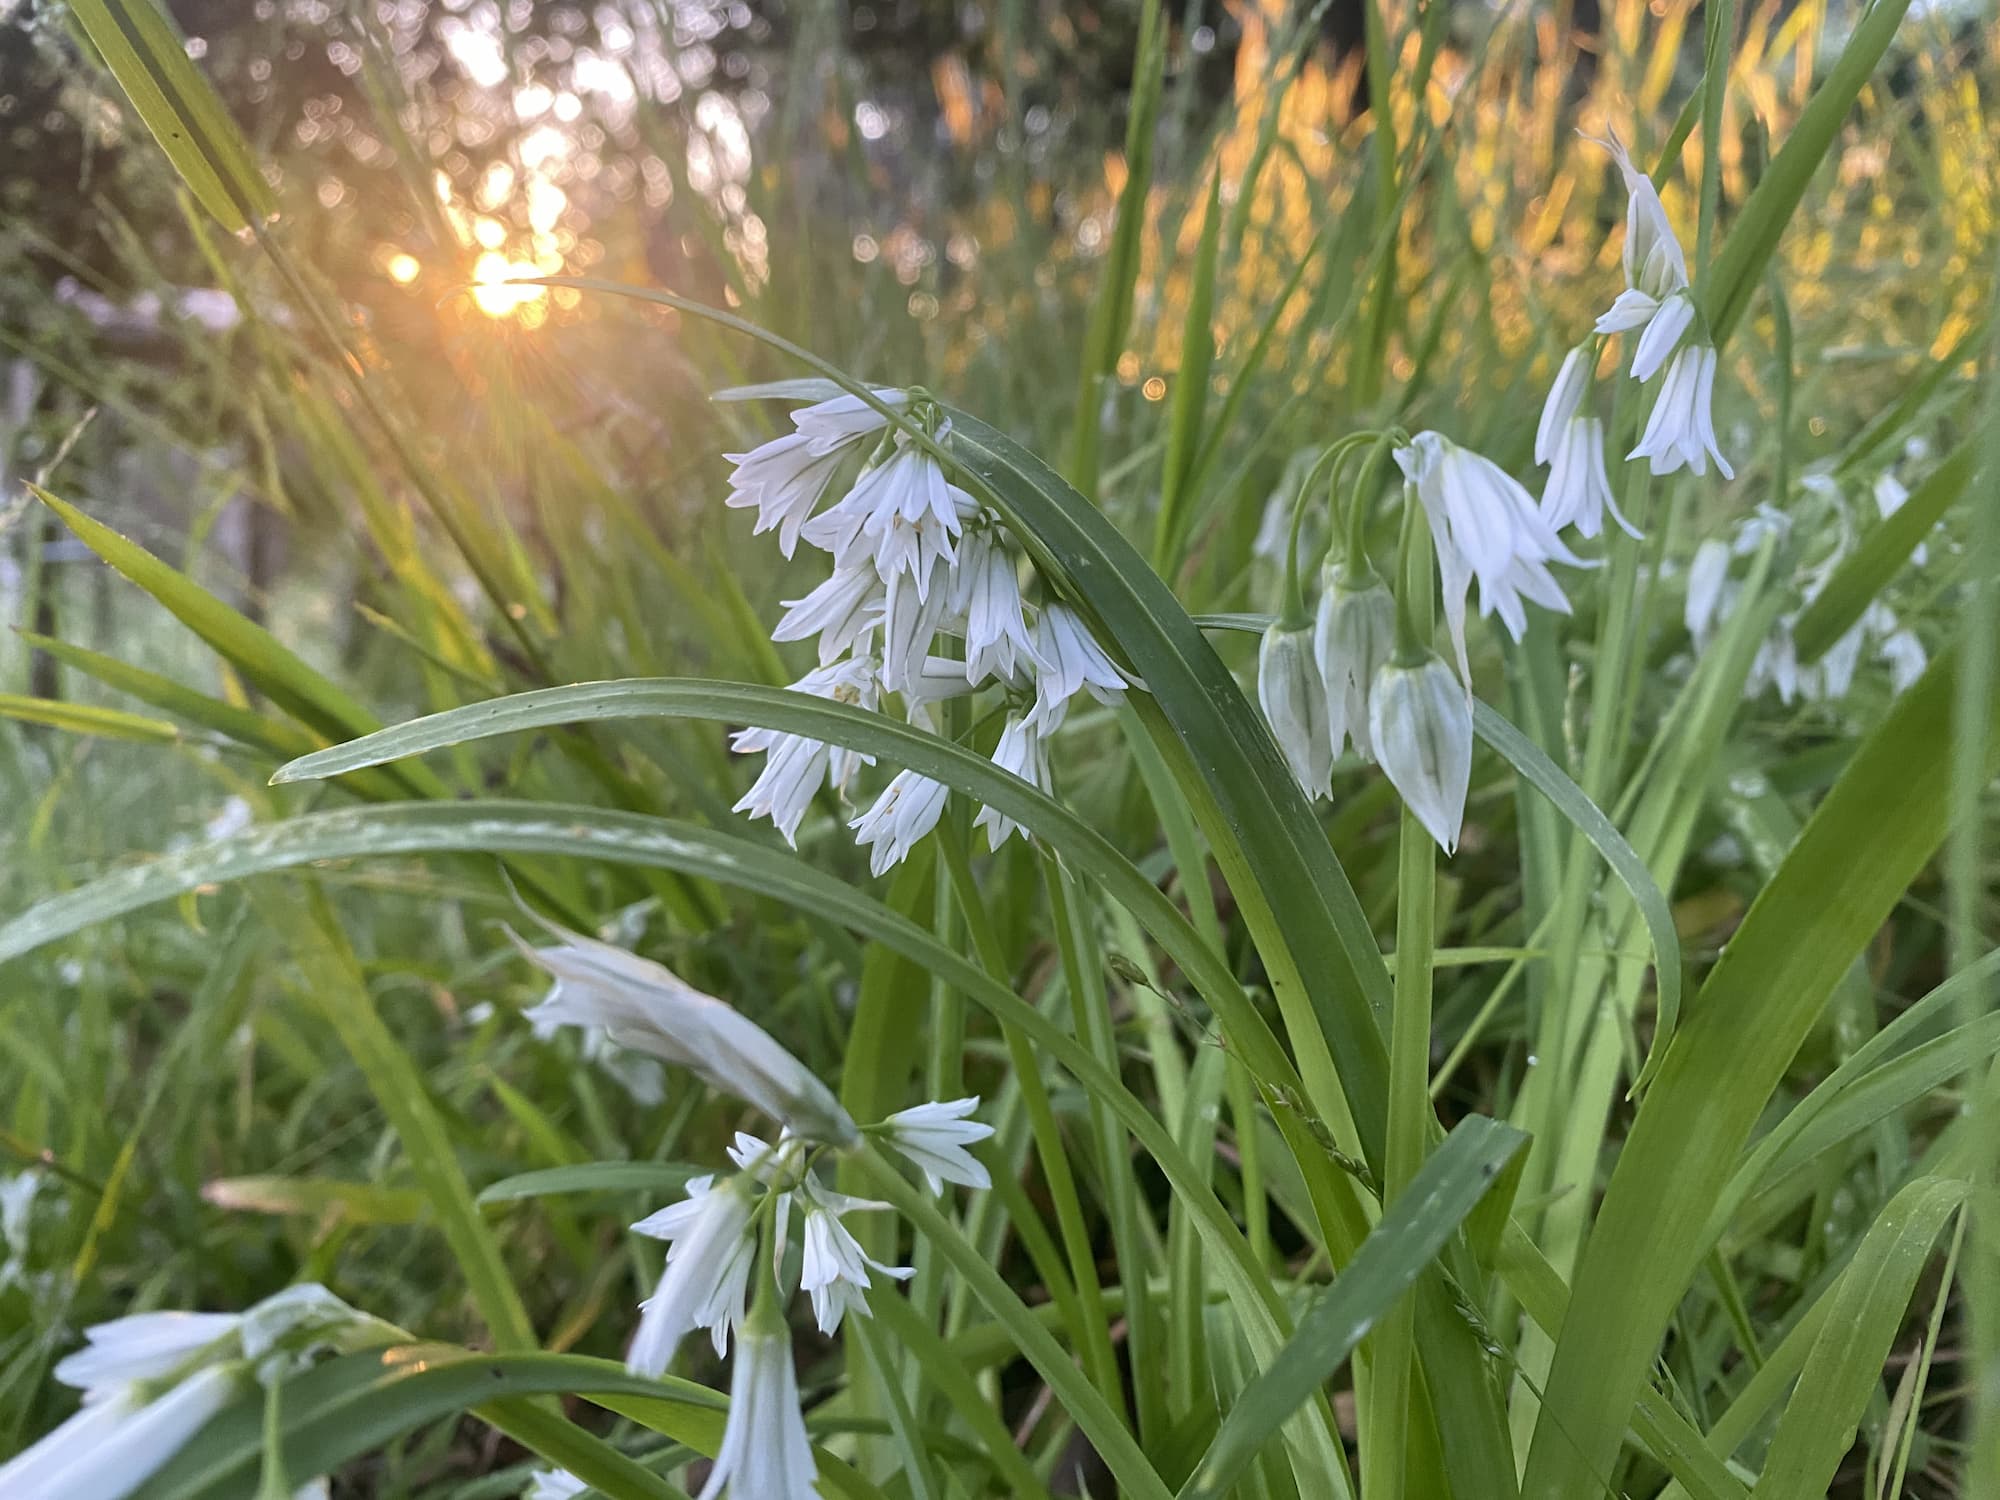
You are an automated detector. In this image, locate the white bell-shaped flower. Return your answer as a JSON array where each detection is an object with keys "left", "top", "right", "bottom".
[
  {"left": 1257, "top": 620, "right": 1332, "bottom": 798},
  {"left": 524, "top": 932, "right": 858, "bottom": 1147},
  {"left": 1589, "top": 129, "right": 1689, "bottom": 335},
  {"left": 724, "top": 434, "right": 849, "bottom": 559},
  {"left": 1026, "top": 604, "right": 1130, "bottom": 732},
  {"left": 849, "top": 769, "right": 950, "bottom": 876},
  {"left": 975, "top": 712, "right": 1054, "bottom": 850},
  {"left": 1313, "top": 565, "right": 1398, "bottom": 763},
  {"left": 769, "top": 563, "right": 886, "bottom": 665},
  {"left": 731, "top": 658, "right": 882, "bottom": 844},
  {"left": 790, "top": 388, "right": 908, "bottom": 454},
  {"left": 876, "top": 1097, "right": 994, "bottom": 1195},
  {"left": 1540, "top": 417, "right": 1636, "bottom": 540},
  {"left": 949, "top": 526, "right": 1044, "bottom": 685},
  {"left": 628, "top": 1174, "right": 759, "bottom": 1370},
  {"left": 1369, "top": 655, "right": 1474, "bottom": 855},
  {"left": 696, "top": 1327, "right": 823, "bottom": 1500},
  {"left": 1629, "top": 343, "right": 1732, "bottom": 479},
  {"left": 796, "top": 1177, "right": 912, "bottom": 1336}
]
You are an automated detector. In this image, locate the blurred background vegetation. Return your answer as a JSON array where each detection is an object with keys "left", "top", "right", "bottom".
[{"left": 0, "top": 0, "right": 1994, "bottom": 1492}]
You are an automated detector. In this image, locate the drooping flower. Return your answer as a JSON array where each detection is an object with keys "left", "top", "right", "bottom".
[
  {"left": 1027, "top": 604, "right": 1130, "bottom": 732},
  {"left": 52, "top": 1311, "right": 242, "bottom": 1394},
  {"left": 1589, "top": 129, "right": 1689, "bottom": 337},
  {"left": 974, "top": 712, "right": 1054, "bottom": 850},
  {"left": 876, "top": 1098, "right": 994, "bottom": 1195},
  {"left": 1369, "top": 655, "right": 1474, "bottom": 855},
  {"left": 769, "top": 563, "right": 886, "bottom": 666},
  {"left": 800, "top": 442, "right": 964, "bottom": 572},
  {"left": 1879, "top": 624, "right": 1928, "bottom": 693},
  {"left": 1629, "top": 291, "right": 1697, "bottom": 384},
  {"left": 725, "top": 434, "right": 849, "bottom": 559},
  {"left": 950, "top": 525, "right": 1043, "bottom": 685},
  {"left": 1395, "top": 432, "right": 1582, "bottom": 671},
  {"left": 1540, "top": 417, "right": 1636, "bottom": 540},
  {"left": 1257, "top": 621, "right": 1332, "bottom": 797},
  {"left": 790, "top": 388, "right": 908, "bottom": 454},
  {"left": 1629, "top": 343, "right": 1733, "bottom": 479},
  {"left": 696, "top": 1327, "right": 823, "bottom": 1500},
  {"left": 879, "top": 557, "right": 954, "bottom": 691},
  {"left": 629, "top": 1174, "right": 759, "bottom": 1370},
  {"left": 849, "top": 769, "right": 950, "bottom": 876},
  {"left": 1683, "top": 538, "right": 1734, "bottom": 649},
  {"left": 796, "top": 1177, "right": 912, "bottom": 1336},
  {"left": 524, "top": 931, "right": 858, "bottom": 1147},
  {"left": 1313, "top": 565, "right": 1397, "bottom": 763},
  {"left": 1534, "top": 345, "right": 1593, "bottom": 465},
  {"left": 730, "top": 658, "right": 882, "bottom": 844},
  {"left": 1, "top": 1364, "right": 243, "bottom": 1500}
]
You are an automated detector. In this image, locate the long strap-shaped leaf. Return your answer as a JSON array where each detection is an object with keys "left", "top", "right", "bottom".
[
  {"left": 64, "top": 0, "right": 277, "bottom": 232},
  {"left": 1520, "top": 648, "right": 2000, "bottom": 1498},
  {"left": 1181, "top": 1114, "right": 1528, "bottom": 1500}
]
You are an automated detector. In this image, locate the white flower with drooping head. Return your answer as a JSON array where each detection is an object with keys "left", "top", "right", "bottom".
[
  {"left": 796, "top": 1177, "right": 912, "bottom": 1336},
  {"left": 1027, "top": 603, "right": 1130, "bottom": 732},
  {"left": 1535, "top": 345, "right": 1593, "bottom": 463},
  {"left": 1395, "top": 432, "right": 1582, "bottom": 671},
  {"left": 1629, "top": 343, "right": 1732, "bottom": 479},
  {"left": 1541, "top": 417, "right": 1635, "bottom": 539},
  {"left": 975, "top": 712, "right": 1054, "bottom": 850},
  {"left": 1258, "top": 621, "right": 1332, "bottom": 798},
  {"left": 731, "top": 657, "right": 883, "bottom": 844},
  {"left": 523, "top": 930, "right": 858, "bottom": 1146},
  {"left": 769, "top": 563, "right": 886, "bottom": 666},
  {"left": 1629, "top": 291, "right": 1697, "bottom": 384},
  {"left": 1370, "top": 655, "right": 1474, "bottom": 856},
  {"left": 876, "top": 1098, "right": 994, "bottom": 1195},
  {"left": 52, "top": 1310, "right": 242, "bottom": 1396},
  {"left": 879, "top": 556, "right": 954, "bottom": 691},
  {"left": 628, "top": 1173, "right": 759, "bottom": 1370},
  {"left": 1589, "top": 129, "right": 1689, "bottom": 336},
  {"left": 1, "top": 1363, "right": 244, "bottom": 1500},
  {"left": 526, "top": 1469, "right": 589, "bottom": 1500},
  {"left": 1314, "top": 564, "right": 1397, "bottom": 763},
  {"left": 725, "top": 434, "right": 850, "bottom": 559},
  {"left": 950, "top": 525, "right": 1043, "bottom": 685},
  {"left": 697, "top": 1326, "right": 823, "bottom": 1500},
  {"left": 791, "top": 388, "right": 908, "bottom": 454},
  {"left": 800, "top": 441, "right": 964, "bottom": 573},
  {"left": 1684, "top": 538, "right": 1735, "bottom": 649},
  {"left": 1879, "top": 625, "right": 1927, "bottom": 693},
  {"left": 850, "top": 768, "right": 950, "bottom": 876}
]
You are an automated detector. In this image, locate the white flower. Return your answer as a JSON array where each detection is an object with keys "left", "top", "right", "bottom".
[
  {"left": 1588, "top": 129, "right": 1689, "bottom": 334},
  {"left": 792, "top": 388, "right": 907, "bottom": 454},
  {"left": 877, "top": 1098, "right": 994, "bottom": 1195},
  {"left": 1684, "top": 538, "right": 1735, "bottom": 648},
  {"left": 524, "top": 932, "right": 858, "bottom": 1146},
  {"left": 975, "top": 712, "right": 1053, "bottom": 850},
  {"left": 879, "top": 557, "right": 953, "bottom": 691},
  {"left": 850, "top": 769, "right": 949, "bottom": 876},
  {"left": 1369, "top": 655, "right": 1473, "bottom": 855},
  {"left": 0, "top": 1169, "right": 38, "bottom": 1287},
  {"left": 1750, "top": 620, "right": 1802, "bottom": 704},
  {"left": 1258, "top": 621, "right": 1331, "bottom": 798},
  {"left": 950, "top": 526, "right": 1043, "bottom": 684},
  {"left": 1629, "top": 290, "right": 1697, "bottom": 383},
  {"left": 238, "top": 1284, "right": 379, "bottom": 1378},
  {"left": 797, "top": 1177, "right": 911, "bottom": 1336},
  {"left": 1629, "top": 343, "right": 1732, "bottom": 479},
  {"left": 1027, "top": 604, "right": 1130, "bottom": 732},
  {"left": 1534, "top": 346, "right": 1593, "bottom": 466},
  {"left": 1396, "top": 432, "right": 1581, "bottom": 666},
  {"left": 55, "top": 1311, "right": 242, "bottom": 1395},
  {"left": 1873, "top": 470, "right": 1929, "bottom": 565},
  {"left": 1540, "top": 418, "right": 1636, "bottom": 540},
  {"left": 1880, "top": 627, "right": 1927, "bottom": 692},
  {"left": 725, "top": 434, "right": 849, "bottom": 559},
  {"left": 629, "top": 1174, "right": 758, "bottom": 1370},
  {"left": 697, "top": 1328, "right": 822, "bottom": 1500},
  {"left": 800, "top": 442, "right": 962, "bottom": 567},
  {"left": 731, "top": 658, "right": 882, "bottom": 844},
  {"left": 769, "top": 563, "right": 886, "bottom": 665},
  {"left": 0, "top": 1364, "right": 243, "bottom": 1500},
  {"left": 1313, "top": 566, "right": 1397, "bottom": 763},
  {"left": 526, "top": 1469, "right": 589, "bottom": 1500}
]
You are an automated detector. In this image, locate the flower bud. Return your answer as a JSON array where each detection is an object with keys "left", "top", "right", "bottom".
[
  {"left": 1368, "top": 655, "right": 1472, "bottom": 855},
  {"left": 1258, "top": 621, "right": 1332, "bottom": 798},
  {"left": 1313, "top": 566, "right": 1397, "bottom": 763}
]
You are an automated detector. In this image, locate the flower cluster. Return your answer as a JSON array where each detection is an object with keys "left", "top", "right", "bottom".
[
  {"left": 523, "top": 929, "right": 994, "bottom": 1500},
  {"left": 1588, "top": 130, "right": 1732, "bottom": 480},
  {"left": 726, "top": 389, "right": 1134, "bottom": 871},
  {"left": 0, "top": 1284, "right": 392, "bottom": 1500}
]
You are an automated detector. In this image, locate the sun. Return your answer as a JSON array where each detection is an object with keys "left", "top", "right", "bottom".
[{"left": 469, "top": 250, "right": 548, "bottom": 319}]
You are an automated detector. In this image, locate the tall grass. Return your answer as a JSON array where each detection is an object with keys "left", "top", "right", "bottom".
[{"left": 1, "top": 0, "right": 1995, "bottom": 1496}]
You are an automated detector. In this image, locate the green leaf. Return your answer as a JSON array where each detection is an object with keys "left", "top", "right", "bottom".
[
  {"left": 64, "top": 0, "right": 277, "bottom": 231},
  {"left": 475, "top": 1161, "right": 702, "bottom": 1205},
  {"left": 1182, "top": 1116, "right": 1529, "bottom": 1500},
  {"left": 201, "top": 1175, "right": 428, "bottom": 1225},
  {"left": 1752, "top": 1177, "right": 1968, "bottom": 1497},
  {"left": 1519, "top": 647, "right": 2000, "bottom": 1498},
  {"left": 1792, "top": 437, "right": 1976, "bottom": 662},
  {"left": 0, "top": 694, "right": 178, "bottom": 743},
  {"left": 1153, "top": 169, "right": 1225, "bottom": 569}
]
